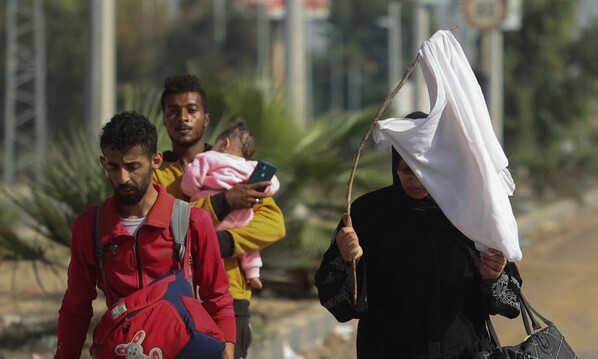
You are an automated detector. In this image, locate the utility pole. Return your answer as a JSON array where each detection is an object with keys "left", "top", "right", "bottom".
[
  {"left": 463, "top": 0, "right": 509, "bottom": 144},
  {"left": 329, "top": 28, "right": 343, "bottom": 112},
  {"left": 285, "top": 0, "right": 307, "bottom": 127},
  {"left": 256, "top": 1, "right": 271, "bottom": 92},
  {"left": 86, "top": 0, "right": 116, "bottom": 135},
  {"left": 166, "top": 0, "right": 182, "bottom": 18},
  {"left": 413, "top": 2, "right": 431, "bottom": 112},
  {"left": 376, "top": 1, "right": 402, "bottom": 116},
  {"left": 480, "top": 30, "right": 504, "bottom": 143},
  {"left": 3, "top": 0, "right": 47, "bottom": 183},
  {"left": 213, "top": 0, "right": 226, "bottom": 44},
  {"left": 347, "top": 56, "right": 362, "bottom": 111}
]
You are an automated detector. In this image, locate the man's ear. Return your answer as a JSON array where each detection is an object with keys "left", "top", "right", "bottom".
[
  {"left": 99, "top": 155, "right": 107, "bottom": 170},
  {"left": 152, "top": 151, "right": 163, "bottom": 169},
  {"left": 204, "top": 113, "right": 210, "bottom": 128}
]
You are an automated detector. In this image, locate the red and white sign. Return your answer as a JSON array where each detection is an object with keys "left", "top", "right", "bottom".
[
  {"left": 463, "top": 0, "right": 507, "bottom": 31},
  {"left": 264, "top": 0, "right": 330, "bottom": 20}
]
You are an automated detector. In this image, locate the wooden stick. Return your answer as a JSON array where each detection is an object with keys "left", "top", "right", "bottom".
[
  {"left": 345, "top": 55, "right": 420, "bottom": 217},
  {"left": 346, "top": 55, "right": 419, "bottom": 306},
  {"left": 345, "top": 27, "right": 457, "bottom": 217},
  {"left": 345, "top": 27, "right": 458, "bottom": 306}
]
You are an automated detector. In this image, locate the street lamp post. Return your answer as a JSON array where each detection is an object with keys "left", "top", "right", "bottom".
[
  {"left": 315, "top": 24, "right": 344, "bottom": 112},
  {"left": 376, "top": 1, "right": 402, "bottom": 116},
  {"left": 86, "top": 0, "right": 116, "bottom": 135},
  {"left": 330, "top": 29, "right": 344, "bottom": 112},
  {"left": 285, "top": 0, "right": 307, "bottom": 127}
]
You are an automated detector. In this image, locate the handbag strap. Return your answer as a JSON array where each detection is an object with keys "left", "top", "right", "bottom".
[
  {"left": 487, "top": 290, "right": 554, "bottom": 340},
  {"left": 485, "top": 290, "right": 555, "bottom": 353},
  {"left": 518, "top": 292, "right": 553, "bottom": 333},
  {"left": 485, "top": 318, "right": 502, "bottom": 347},
  {"left": 485, "top": 318, "right": 511, "bottom": 357},
  {"left": 519, "top": 295, "right": 534, "bottom": 334}
]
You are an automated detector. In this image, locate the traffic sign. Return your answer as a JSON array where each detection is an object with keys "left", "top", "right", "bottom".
[{"left": 463, "top": 0, "right": 508, "bottom": 31}]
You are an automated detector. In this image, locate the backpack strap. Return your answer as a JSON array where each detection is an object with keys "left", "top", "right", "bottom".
[
  {"left": 171, "top": 199, "right": 191, "bottom": 265},
  {"left": 94, "top": 199, "right": 192, "bottom": 296}
]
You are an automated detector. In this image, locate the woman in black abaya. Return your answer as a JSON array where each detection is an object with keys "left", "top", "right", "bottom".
[{"left": 315, "top": 112, "right": 522, "bottom": 359}]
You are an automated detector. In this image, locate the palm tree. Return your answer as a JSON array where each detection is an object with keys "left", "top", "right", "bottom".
[
  {"left": 0, "top": 205, "right": 60, "bottom": 293},
  {"left": 4, "top": 130, "right": 112, "bottom": 252},
  {"left": 1, "top": 85, "right": 163, "bottom": 258},
  {"left": 200, "top": 73, "right": 392, "bottom": 295},
  {"left": 3, "top": 74, "right": 392, "bottom": 297}
]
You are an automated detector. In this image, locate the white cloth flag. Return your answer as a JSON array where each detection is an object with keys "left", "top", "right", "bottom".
[{"left": 372, "top": 30, "right": 522, "bottom": 262}]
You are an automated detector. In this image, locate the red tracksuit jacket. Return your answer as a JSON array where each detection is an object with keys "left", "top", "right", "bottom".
[{"left": 55, "top": 184, "right": 235, "bottom": 358}]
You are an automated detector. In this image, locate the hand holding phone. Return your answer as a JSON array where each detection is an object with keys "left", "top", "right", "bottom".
[{"left": 247, "top": 160, "right": 277, "bottom": 192}]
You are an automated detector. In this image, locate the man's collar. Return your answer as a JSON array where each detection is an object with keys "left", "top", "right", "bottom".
[{"left": 98, "top": 184, "right": 175, "bottom": 245}]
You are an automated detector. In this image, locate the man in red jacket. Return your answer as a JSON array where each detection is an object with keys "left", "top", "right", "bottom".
[{"left": 55, "top": 111, "right": 235, "bottom": 358}]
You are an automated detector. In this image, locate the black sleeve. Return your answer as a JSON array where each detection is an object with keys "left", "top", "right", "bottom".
[
  {"left": 217, "top": 230, "right": 234, "bottom": 258},
  {"left": 314, "top": 222, "right": 367, "bottom": 322},
  {"left": 483, "top": 261, "right": 522, "bottom": 319},
  {"left": 210, "top": 192, "right": 232, "bottom": 221}
]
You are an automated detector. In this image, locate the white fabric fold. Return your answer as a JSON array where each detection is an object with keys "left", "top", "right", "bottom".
[{"left": 372, "top": 30, "right": 522, "bottom": 262}]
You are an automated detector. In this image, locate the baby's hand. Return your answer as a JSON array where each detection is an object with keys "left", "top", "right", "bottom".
[{"left": 248, "top": 277, "right": 263, "bottom": 289}]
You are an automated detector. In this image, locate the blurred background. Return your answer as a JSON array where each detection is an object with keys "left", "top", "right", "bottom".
[{"left": 0, "top": 0, "right": 597, "bottom": 356}]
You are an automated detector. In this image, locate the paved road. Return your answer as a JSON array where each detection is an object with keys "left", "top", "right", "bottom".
[
  {"left": 1, "top": 195, "right": 597, "bottom": 358},
  {"left": 492, "top": 204, "right": 598, "bottom": 358}
]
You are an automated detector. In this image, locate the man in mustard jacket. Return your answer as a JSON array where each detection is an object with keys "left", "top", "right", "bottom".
[{"left": 153, "top": 74, "right": 285, "bottom": 359}]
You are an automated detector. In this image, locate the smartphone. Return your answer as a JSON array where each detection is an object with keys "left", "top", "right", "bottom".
[{"left": 247, "top": 160, "right": 277, "bottom": 192}]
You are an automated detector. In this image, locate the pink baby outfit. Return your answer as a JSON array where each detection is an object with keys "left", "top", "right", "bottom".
[{"left": 181, "top": 151, "right": 281, "bottom": 280}]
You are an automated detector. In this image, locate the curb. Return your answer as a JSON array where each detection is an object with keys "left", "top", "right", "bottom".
[
  {"left": 248, "top": 304, "right": 338, "bottom": 358},
  {"left": 517, "top": 187, "right": 598, "bottom": 238}
]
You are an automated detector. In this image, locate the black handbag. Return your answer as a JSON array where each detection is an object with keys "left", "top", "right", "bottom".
[{"left": 477, "top": 292, "right": 580, "bottom": 359}]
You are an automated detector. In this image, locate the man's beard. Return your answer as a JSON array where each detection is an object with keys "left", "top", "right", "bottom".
[
  {"left": 173, "top": 136, "right": 200, "bottom": 149},
  {"left": 114, "top": 175, "right": 151, "bottom": 206},
  {"left": 171, "top": 124, "right": 203, "bottom": 149}
]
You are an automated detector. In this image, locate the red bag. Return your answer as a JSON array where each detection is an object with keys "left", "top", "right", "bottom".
[
  {"left": 90, "top": 270, "right": 225, "bottom": 358},
  {"left": 90, "top": 200, "right": 226, "bottom": 358}
]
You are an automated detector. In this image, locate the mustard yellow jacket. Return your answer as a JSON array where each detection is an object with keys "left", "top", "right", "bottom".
[{"left": 153, "top": 156, "right": 286, "bottom": 300}]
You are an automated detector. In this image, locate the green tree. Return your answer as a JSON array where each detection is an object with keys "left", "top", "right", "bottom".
[
  {"left": 45, "top": 0, "right": 88, "bottom": 131},
  {"left": 311, "top": 0, "right": 391, "bottom": 114},
  {"left": 503, "top": 0, "right": 598, "bottom": 196},
  {"left": 148, "top": 2, "right": 259, "bottom": 86},
  {"left": 173, "top": 70, "right": 392, "bottom": 292},
  {"left": 0, "top": 206, "right": 59, "bottom": 293},
  {"left": 0, "top": 208, "right": 43, "bottom": 261},
  {"left": 4, "top": 129, "right": 112, "bottom": 251},
  {"left": 3, "top": 74, "right": 390, "bottom": 296},
  {"left": 115, "top": 1, "right": 172, "bottom": 88},
  {"left": 570, "top": 19, "right": 598, "bottom": 115}
]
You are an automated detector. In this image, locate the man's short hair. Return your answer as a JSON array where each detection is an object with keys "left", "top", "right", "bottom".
[
  {"left": 100, "top": 111, "right": 158, "bottom": 156},
  {"left": 216, "top": 121, "right": 256, "bottom": 159},
  {"left": 160, "top": 74, "right": 208, "bottom": 113}
]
